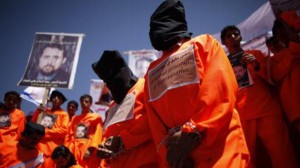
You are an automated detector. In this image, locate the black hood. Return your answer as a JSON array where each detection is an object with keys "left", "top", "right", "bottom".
[
  {"left": 149, "top": 0, "right": 192, "bottom": 51},
  {"left": 92, "top": 50, "right": 138, "bottom": 104}
]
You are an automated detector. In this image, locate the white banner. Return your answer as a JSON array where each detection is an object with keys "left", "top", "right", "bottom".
[
  {"left": 126, "top": 49, "right": 160, "bottom": 78},
  {"left": 89, "top": 79, "right": 110, "bottom": 120}
]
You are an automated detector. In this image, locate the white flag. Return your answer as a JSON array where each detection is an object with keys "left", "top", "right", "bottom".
[{"left": 20, "top": 87, "right": 54, "bottom": 106}]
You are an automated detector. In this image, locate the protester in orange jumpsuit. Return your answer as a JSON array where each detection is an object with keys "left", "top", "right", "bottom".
[
  {"left": 67, "top": 100, "right": 79, "bottom": 121},
  {"left": 64, "top": 94, "right": 103, "bottom": 168},
  {"left": 32, "top": 90, "right": 69, "bottom": 168},
  {"left": 270, "top": 15, "right": 300, "bottom": 165},
  {"left": 0, "top": 122, "right": 45, "bottom": 168},
  {"left": 270, "top": 17, "right": 300, "bottom": 132},
  {"left": 52, "top": 145, "right": 82, "bottom": 168},
  {"left": 221, "top": 25, "right": 297, "bottom": 168},
  {"left": 93, "top": 50, "right": 159, "bottom": 168},
  {"left": 0, "top": 91, "right": 26, "bottom": 142},
  {"left": 143, "top": 1, "right": 249, "bottom": 167}
]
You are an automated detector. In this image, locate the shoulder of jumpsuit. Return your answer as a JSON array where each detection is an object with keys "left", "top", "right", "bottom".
[
  {"left": 53, "top": 108, "right": 68, "bottom": 115},
  {"left": 288, "top": 41, "right": 300, "bottom": 55},
  {"left": 13, "top": 108, "right": 26, "bottom": 117},
  {"left": 244, "top": 50, "right": 266, "bottom": 59},
  {"left": 189, "top": 34, "right": 223, "bottom": 51},
  {"left": 129, "top": 78, "right": 145, "bottom": 94}
]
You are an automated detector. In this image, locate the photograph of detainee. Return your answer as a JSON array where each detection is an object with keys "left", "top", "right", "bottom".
[
  {"left": 18, "top": 33, "right": 83, "bottom": 89},
  {"left": 0, "top": 112, "right": 11, "bottom": 128},
  {"left": 40, "top": 114, "right": 56, "bottom": 129},
  {"left": 233, "top": 65, "right": 251, "bottom": 88},
  {"left": 75, "top": 123, "right": 89, "bottom": 139}
]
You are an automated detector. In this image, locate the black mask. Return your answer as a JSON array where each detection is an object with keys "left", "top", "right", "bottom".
[
  {"left": 92, "top": 50, "right": 138, "bottom": 104},
  {"left": 149, "top": 0, "right": 192, "bottom": 51}
]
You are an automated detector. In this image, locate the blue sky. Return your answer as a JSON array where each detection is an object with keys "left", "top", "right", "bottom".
[{"left": 0, "top": 0, "right": 267, "bottom": 114}]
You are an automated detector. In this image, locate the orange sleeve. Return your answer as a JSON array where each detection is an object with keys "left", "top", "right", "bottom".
[
  {"left": 187, "top": 35, "right": 238, "bottom": 136},
  {"left": 64, "top": 117, "right": 76, "bottom": 144},
  {"left": 31, "top": 108, "right": 40, "bottom": 122},
  {"left": 118, "top": 80, "right": 152, "bottom": 149},
  {"left": 89, "top": 118, "right": 103, "bottom": 149},
  {"left": 44, "top": 111, "right": 69, "bottom": 139},
  {"left": 17, "top": 110, "right": 26, "bottom": 138},
  {"left": 246, "top": 50, "right": 269, "bottom": 82},
  {"left": 119, "top": 113, "right": 151, "bottom": 149}
]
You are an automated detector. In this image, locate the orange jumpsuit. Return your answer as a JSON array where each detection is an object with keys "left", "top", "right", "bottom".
[
  {"left": 65, "top": 138, "right": 91, "bottom": 168},
  {"left": 144, "top": 34, "right": 249, "bottom": 167},
  {"left": 0, "top": 141, "right": 44, "bottom": 168},
  {"left": 234, "top": 50, "right": 297, "bottom": 168},
  {"left": 65, "top": 112, "right": 103, "bottom": 168},
  {"left": 32, "top": 108, "right": 69, "bottom": 168},
  {"left": 0, "top": 108, "right": 25, "bottom": 142},
  {"left": 102, "top": 78, "right": 159, "bottom": 168}
]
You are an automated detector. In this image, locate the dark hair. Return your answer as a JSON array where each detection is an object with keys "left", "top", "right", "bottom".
[
  {"left": 4, "top": 91, "right": 20, "bottom": 100},
  {"left": 0, "top": 102, "right": 5, "bottom": 110},
  {"left": 80, "top": 94, "right": 93, "bottom": 103},
  {"left": 51, "top": 145, "right": 77, "bottom": 168},
  {"left": 21, "top": 121, "right": 45, "bottom": 137},
  {"left": 220, "top": 25, "right": 241, "bottom": 42},
  {"left": 272, "top": 19, "right": 284, "bottom": 38},
  {"left": 67, "top": 100, "right": 79, "bottom": 108}
]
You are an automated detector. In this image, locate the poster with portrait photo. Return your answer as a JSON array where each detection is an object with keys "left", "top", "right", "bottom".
[
  {"left": 18, "top": 32, "right": 84, "bottom": 89},
  {"left": 127, "top": 50, "right": 160, "bottom": 78},
  {"left": 39, "top": 113, "right": 57, "bottom": 129},
  {"left": 228, "top": 51, "right": 253, "bottom": 89}
]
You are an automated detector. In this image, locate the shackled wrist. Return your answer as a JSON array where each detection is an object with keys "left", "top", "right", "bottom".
[{"left": 182, "top": 122, "right": 202, "bottom": 142}]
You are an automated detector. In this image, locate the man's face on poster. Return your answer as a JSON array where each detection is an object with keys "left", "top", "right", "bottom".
[
  {"left": 76, "top": 125, "right": 87, "bottom": 138},
  {"left": 233, "top": 65, "right": 246, "bottom": 81},
  {"left": 38, "top": 47, "right": 66, "bottom": 76}
]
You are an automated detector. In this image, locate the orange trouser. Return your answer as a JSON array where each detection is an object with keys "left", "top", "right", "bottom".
[
  {"left": 194, "top": 152, "right": 249, "bottom": 168},
  {"left": 241, "top": 116, "right": 297, "bottom": 168}
]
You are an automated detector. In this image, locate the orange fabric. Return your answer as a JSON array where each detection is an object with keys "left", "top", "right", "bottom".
[
  {"left": 0, "top": 108, "right": 25, "bottom": 142},
  {"left": 65, "top": 112, "right": 103, "bottom": 149},
  {"left": 0, "top": 141, "right": 44, "bottom": 168},
  {"left": 281, "top": 10, "right": 300, "bottom": 31},
  {"left": 102, "top": 79, "right": 159, "bottom": 168},
  {"left": 235, "top": 50, "right": 282, "bottom": 121},
  {"left": 233, "top": 50, "right": 297, "bottom": 167},
  {"left": 144, "top": 34, "right": 249, "bottom": 167},
  {"left": 65, "top": 138, "right": 98, "bottom": 168},
  {"left": 269, "top": 42, "right": 300, "bottom": 124},
  {"left": 241, "top": 116, "right": 297, "bottom": 168},
  {"left": 65, "top": 113, "right": 103, "bottom": 168},
  {"left": 32, "top": 108, "right": 69, "bottom": 168}
]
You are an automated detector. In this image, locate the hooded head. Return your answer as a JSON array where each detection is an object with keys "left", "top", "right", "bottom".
[
  {"left": 92, "top": 50, "right": 138, "bottom": 104},
  {"left": 149, "top": 0, "right": 192, "bottom": 51}
]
